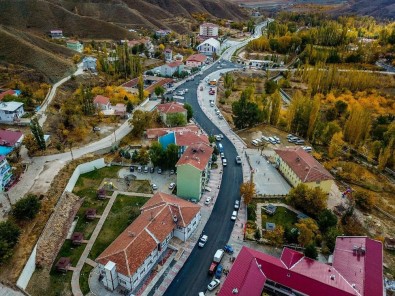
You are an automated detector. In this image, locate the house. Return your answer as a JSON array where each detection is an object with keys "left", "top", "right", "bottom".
[
  {"left": 96, "top": 192, "right": 201, "bottom": 292},
  {"left": 199, "top": 23, "right": 219, "bottom": 40},
  {"left": 0, "top": 156, "right": 13, "bottom": 191},
  {"left": 85, "top": 208, "right": 97, "bottom": 220},
  {"left": 71, "top": 232, "right": 84, "bottom": 246},
  {"left": 248, "top": 59, "right": 274, "bottom": 69},
  {"left": 164, "top": 49, "right": 173, "bottom": 62},
  {"left": 173, "top": 53, "right": 183, "bottom": 62},
  {"left": 197, "top": 38, "right": 221, "bottom": 56},
  {"left": 159, "top": 61, "right": 184, "bottom": 77},
  {"left": 185, "top": 54, "right": 208, "bottom": 68},
  {"left": 127, "top": 38, "right": 154, "bottom": 54},
  {"left": 384, "top": 237, "right": 395, "bottom": 250},
  {"left": 159, "top": 130, "right": 209, "bottom": 156},
  {"left": 66, "top": 40, "right": 83, "bottom": 53},
  {"left": 156, "top": 102, "right": 187, "bottom": 126},
  {"left": 219, "top": 236, "right": 383, "bottom": 296},
  {"left": 93, "top": 95, "right": 111, "bottom": 111},
  {"left": 82, "top": 57, "right": 97, "bottom": 71},
  {"left": 274, "top": 147, "right": 334, "bottom": 194},
  {"left": 55, "top": 257, "right": 71, "bottom": 272},
  {"left": 0, "top": 89, "right": 17, "bottom": 101},
  {"left": 113, "top": 103, "right": 127, "bottom": 117},
  {"left": 176, "top": 142, "right": 214, "bottom": 199},
  {"left": 50, "top": 30, "right": 63, "bottom": 39},
  {"left": 0, "top": 129, "right": 24, "bottom": 155},
  {"left": 0, "top": 102, "right": 25, "bottom": 122},
  {"left": 155, "top": 29, "right": 171, "bottom": 38},
  {"left": 145, "top": 125, "right": 200, "bottom": 140}
]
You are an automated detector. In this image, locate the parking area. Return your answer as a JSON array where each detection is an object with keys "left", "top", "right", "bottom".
[
  {"left": 118, "top": 167, "right": 176, "bottom": 194},
  {"left": 246, "top": 148, "right": 291, "bottom": 196}
]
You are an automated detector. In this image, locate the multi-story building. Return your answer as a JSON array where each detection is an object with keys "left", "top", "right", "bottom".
[
  {"left": 199, "top": 23, "right": 219, "bottom": 40},
  {"left": 156, "top": 102, "right": 187, "bottom": 127},
  {"left": 96, "top": 192, "right": 200, "bottom": 292},
  {"left": 274, "top": 147, "right": 334, "bottom": 193},
  {"left": 185, "top": 54, "right": 207, "bottom": 68},
  {"left": 197, "top": 38, "right": 221, "bottom": 56},
  {"left": 158, "top": 129, "right": 209, "bottom": 157},
  {"left": 82, "top": 57, "right": 97, "bottom": 71},
  {"left": 0, "top": 156, "right": 13, "bottom": 191},
  {"left": 219, "top": 236, "right": 383, "bottom": 296},
  {"left": 164, "top": 48, "right": 173, "bottom": 62}
]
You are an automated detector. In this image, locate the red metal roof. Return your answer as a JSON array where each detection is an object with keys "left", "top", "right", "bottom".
[
  {"left": 175, "top": 131, "right": 209, "bottom": 146},
  {"left": 0, "top": 89, "right": 16, "bottom": 101},
  {"left": 176, "top": 142, "right": 213, "bottom": 171},
  {"left": 274, "top": 147, "right": 334, "bottom": 182},
  {"left": 186, "top": 54, "right": 207, "bottom": 63},
  {"left": 122, "top": 78, "right": 139, "bottom": 88},
  {"left": 146, "top": 125, "right": 200, "bottom": 139},
  {"left": 220, "top": 238, "right": 383, "bottom": 296},
  {"left": 166, "top": 61, "right": 183, "bottom": 68},
  {"left": 0, "top": 129, "right": 23, "bottom": 147},
  {"left": 93, "top": 95, "right": 110, "bottom": 105},
  {"left": 156, "top": 102, "right": 186, "bottom": 114}
]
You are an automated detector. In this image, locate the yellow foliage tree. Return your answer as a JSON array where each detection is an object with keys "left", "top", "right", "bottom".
[
  {"left": 264, "top": 225, "right": 284, "bottom": 247},
  {"left": 295, "top": 218, "right": 320, "bottom": 247},
  {"left": 240, "top": 181, "right": 256, "bottom": 205},
  {"left": 328, "top": 131, "right": 345, "bottom": 158}
]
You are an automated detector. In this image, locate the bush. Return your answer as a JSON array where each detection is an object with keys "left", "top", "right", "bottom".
[
  {"left": 12, "top": 194, "right": 41, "bottom": 220},
  {"left": 304, "top": 243, "right": 318, "bottom": 259},
  {"left": 354, "top": 191, "right": 376, "bottom": 212},
  {"left": 247, "top": 204, "right": 256, "bottom": 221},
  {"left": 0, "top": 221, "right": 21, "bottom": 263}
]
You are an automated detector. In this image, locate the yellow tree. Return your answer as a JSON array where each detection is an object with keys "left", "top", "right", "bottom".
[
  {"left": 264, "top": 225, "right": 284, "bottom": 247},
  {"left": 240, "top": 181, "right": 256, "bottom": 205},
  {"left": 343, "top": 103, "right": 371, "bottom": 146},
  {"left": 328, "top": 131, "right": 345, "bottom": 158},
  {"left": 307, "top": 94, "right": 321, "bottom": 140},
  {"left": 295, "top": 218, "right": 320, "bottom": 247}
]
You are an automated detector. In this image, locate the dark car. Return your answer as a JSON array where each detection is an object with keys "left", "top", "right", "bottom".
[
  {"left": 215, "top": 265, "right": 223, "bottom": 279},
  {"left": 150, "top": 167, "right": 154, "bottom": 173},
  {"left": 129, "top": 166, "right": 134, "bottom": 172},
  {"left": 224, "top": 244, "right": 234, "bottom": 254}
]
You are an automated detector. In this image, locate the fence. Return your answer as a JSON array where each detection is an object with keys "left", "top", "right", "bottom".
[{"left": 16, "top": 158, "right": 106, "bottom": 290}]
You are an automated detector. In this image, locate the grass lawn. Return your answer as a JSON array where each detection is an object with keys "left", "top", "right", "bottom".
[
  {"left": 55, "top": 240, "right": 86, "bottom": 266},
  {"left": 261, "top": 206, "right": 298, "bottom": 230},
  {"left": 89, "top": 194, "right": 150, "bottom": 259},
  {"left": 27, "top": 267, "right": 73, "bottom": 296},
  {"left": 129, "top": 179, "right": 152, "bottom": 194},
  {"left": 80, "top": 264, "right": 94, "bottom": 295}
]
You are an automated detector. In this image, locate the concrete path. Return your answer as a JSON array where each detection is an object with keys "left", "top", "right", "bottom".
[{"left": 71, "top": 191, "right": 118, "bottom": 296}]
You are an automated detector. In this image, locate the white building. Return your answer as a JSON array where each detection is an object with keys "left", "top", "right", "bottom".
[
  {"left": 0, "top": 102, "right": 25, "bottom": 122},
  {"left": 197, "top": 38, "right": 221, "bottom": 56},
  {"left": 199, "top": 23, "right": 219, "bottom": 39},
  {"left": 82, "top": 57, "right": 97, "bottom": 71},
  {"left": 96, "top": 192, "right": 201, "bottom": 292}
]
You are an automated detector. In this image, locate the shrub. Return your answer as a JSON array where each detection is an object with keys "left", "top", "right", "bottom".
[{"left": 12, "top": 194, "right": 41, "bottom": 220}]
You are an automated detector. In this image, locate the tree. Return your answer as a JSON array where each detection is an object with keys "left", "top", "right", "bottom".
[
  {"left": 254, "top": 228, "right": 262, "bottom": 241},
  {"left": 23, "top": 134, "right": 39, "bottom": 155},
  {"left": 138, "top": 74, "right": 145, "bottom": 102},
  {"left": 317, "top": 209, "right": 338, "bottom": 232},
  {"left": 343, "top": 104, "right": 371, "bottom": 146},
  {"left": 184, "top": 103, "right": 193, "bottom": 121},
  {"left": 286, "top": 184, "right": 327, "bottom": 217},
  {"left": 304, "top": 243, "right": 318, "bottom": 259},
  {"left": 269, "top": 91, "right": 281, "bottom": 126},
  {"left": 154, "top": 86, "right": 165, "bottom": 98},
  {"left": 79, "top": 86, "right": 95, "bottom": 116},
  {"left": 265, "top": 80, "right": 278, "bottom": 94},
  {"left": 129, "top": 110, "right": 152, "bottom": 137},
  {"left": 12, "top": 194, "right": 41, "bottom": 220},
  {"left": 232, "top": 88, "right": 262, "bottom": 129},
  {"left": 0, "top": 221, "right": 20, "bottom": 263},
  {"left": 223, "top": 72, "right": 234, "bottom": 89},
  {"left": 328, "top": 131, "right": 345, "bottom": 158},
  {"left": 167, "top": 113, "right": 187, "bottom": 127},
  {"left": 149, "top": 142, "right": 164, "bottom": 167},
  {"left": 264, "top": 225, "right": 284, "bottom": 247},
  {"left": 295, "top": 218, "right": 320, "bottom": 246},
  {"left": 30, "top": 117, "right": 46, "bottom": 150},
  {"left": 126, "top": 101, "right": 134, "bottom": 113},
  {"left": 324, "top": 226, "right": 342, "bottom": 252},
  {"left": 240, "top": 181, "right": 256, "bottom": 205},
  {"left": 307, "top": 95, "right": 321, "bottom": 140},
  {"left": 165, "top": 144, "right": 179, "bottom": 169},
  {"left": 137, "top": 148, "right": 150, "bottom": 164},
  {"left": 354, "top": 191, "right": 376, "bottom": 212}
]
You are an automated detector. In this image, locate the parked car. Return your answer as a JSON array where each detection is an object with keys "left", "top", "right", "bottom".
[
  {"left": 224, "top": 244, "right": 234, "bottom": 254},
  {"left": 137, "top": 166, "right": 142, "bottom": 173},
  {"left": 144, "top": 166, "right": 149, "bottom": 173},
  {"left": 234, "top": 200, "right": 240, "bottom": 210},
  {"left": 220, "top": 152, "right": 225, "bottom": 159},
  {"left": 198, "top": 235, "right": 208, "bottom": 248},
  {"left": 189, "top": 198, "right": 198, "bottom": 203},
  {"left": 129, "top": 166, "right": 134, "bottom": 172},
  {"left": 150, "top": 167, "right": 154, "bottom": 173},
  {"left": 295, "top": 139, "right": 305, "bottom": 145},
  {"left": 222, "top": 158, "right": 227, "bottom": 166},
  {"left": 157, "top": 168, "right": 162, "bottom": 174},
  {"left": 273, "top": 136, "right": 281, "bottom": 144},
  {"left": 169, "top": 182, "right": 176, "bottom": 190},
  {"left": 231, "top": 210, "right": 237, "bottom": 221},
  {"left": 215, "top": 265, "right": 223, "bottom": 279},
  {"left": 93, "top": 126, "right": 101, "bottom": 131},
  {"left": 151, "top": 184, "right": 158, "bottom": 190},
  {"left": 218, "top": 114, "right": 224, "bottom": 120},
  {"left": 236, "top": 155, "right": 242, "bottom": 164},
  {"left": 215, "top": 135, "right": 221, "bottom": 141},
  {"left": 170, "top": 170, "right": 175, "bottom": 175},
  {"left": 204, "top": 197, "right": 212, "bottom": 205},
  {"left": 207, "top": 279, "right": 220, "bottom": 291}
]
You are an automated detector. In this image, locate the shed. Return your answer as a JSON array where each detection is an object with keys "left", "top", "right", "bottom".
[
  {"left": 85, "top": 208, "right": 97, "bottom": 220},
  {"left": 384, "top": 237, "right": 395, "bottom": 250},
  {"left": 55, "top": 257, "right": 71, "bottom": 272},
  {"left": 71, "top": 232, "right": 84, "bottom": 245},
  {"left": 262, "top": 204, "right": 277, "bottom": 215},
  {"left": 97, "top": 188, "right": 106, "bottom": 199},
  {"left": 266, "top": 222, "right": 276, "bottom": 231}
]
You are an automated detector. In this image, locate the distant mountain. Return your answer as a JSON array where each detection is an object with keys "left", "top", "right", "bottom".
[{"left": 334, "top": 0, "right": 395, "bottom": 20}]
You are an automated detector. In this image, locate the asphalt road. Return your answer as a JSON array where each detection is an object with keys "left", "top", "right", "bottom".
[{"left": 164, "top": 63, "right": 244, "bottom": 295}]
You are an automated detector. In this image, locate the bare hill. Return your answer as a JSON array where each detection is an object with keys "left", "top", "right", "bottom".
[{"left": 334, "top": 0, "right": 395, "bottom": 20}]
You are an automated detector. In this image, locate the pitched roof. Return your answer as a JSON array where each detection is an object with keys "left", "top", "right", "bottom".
[
  {"left": 96, "top": 192, "right": 200, "bottom": 277},
  {"left": 176, "top": 142, "right": 213, "bottom": 171},
  {"left": 219, "top": 237, "right": 383, "bottom": 296},
  {"left": 274, "top": 147, "right": 333, "bottom": 182},
  {"left": 0, "top": 90, "right": 16, "bottom": 101},
  {"left": 198, "top": 38, "right": 220, "bottom": 49},
  {"left": 145, "top": 78, "right": 173, "bottom": 95},
  {"left": 175, "top": 131, "right": 209, "bottom": 147},
  {"left": 93, "top": 95, "right": 110, "bottom": 105},
  {"left": 186, "top": 54, "right": 207, "bottom": 63},
  {"left": 0, "top": 129, "right": 23, "bottom": 147},
  {"left": 165, "top": 61, "right": 183, "bottom": 68},
  {"left": 146, "top": 125, "right": 200, "bottom": 139},
  {"left": 122, "top": 77, "right": 139, "bottom": 88},
  {"left": 0, "top": 101, "right": 23, "bottom": 111},
  {"left": 156, "top": 102, "right": 186, "bottom": 114},
  {"left": 200, "top": 22, "right": 219, "bottom": 28}
]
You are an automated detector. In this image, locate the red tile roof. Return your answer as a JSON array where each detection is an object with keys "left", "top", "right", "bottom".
[
  {"left": 146, "top": 125, "right": 200, "bottom": 139},
  {"left": 175, "top": 131, "right": 209, "bottom": 146},
  {"left": 220, "top": 237, "right": 383, "bottom": 296},
  {"left": 0, "top": 90, "right": 16, "bottom": 101},
  {"left": 145, "top": 78, "right": 173, "bottom": 95},
  {"left": 176, "top": 142, "right": 213, "bottom": 171},
  {"left": 0, "top": 129, "right": 23, "bottom": 147},
  {"left": 166, "top": 61, "right": 183, "bottom": 68},
  {"left": 156, "top": 102, "right": 186, "bottom": 114},
  {"left": 186, "top": 54, "right": 207, "bottom": 63},
  {"left": 274, "top": 147, "right": 333, "bottom": 182},
  {"left": 96, "top": 192, "right": 200, "bottom": 277},
  {"left": 93, "top": 95, "right": 110, "bottom": 105},
  {"left": 121, "top": 78, "right": 139, "bottom": 88}
]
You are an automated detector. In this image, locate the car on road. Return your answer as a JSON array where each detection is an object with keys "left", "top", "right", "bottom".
[
  {"left": 219, "top": 134, "right": 224, "bottom": 139},
  {"left": 152, "top": 184, "right": 158, "bottom": 190},
  {"left": 220, "top": 152, "right": 225, "bottom": 159},
  {"left": 209, "top": 90, "right": 215, "bottom": 95},
  {"left": 236, "top": 155, "right": 242, "bottom": 164},
  {"left": 93, "top": 126, "right": 101, "bottom": 131},
  {"left": 215, "top": 135, "right": 221, "bottom": 141},
  {"left": 231, "top": 210, "right": 237, "bottom": 221},
  {"left": 222, "top": 158, "right": 227, "bottom": 166},
  {"left": 234, "top": 200, "right": 240, "bottom": 210},
  {"left": 157, "top": 168, "right": 162, "bottom": 174},
  {"left": 198, "top": 235, "right": 208, "bottom": 247},
  {"left": 204, "top": 196, "right": 212, "bottom": 205},
  {"left": 169, "top": 182, "right": 176, "bottom": 190},
  {"left": 207, "top": 279, "right": 220, "bottom": 291},
  {"left": 218, "top": 114, "right": 223, "bottom": 120},
  {"left": 215, "top": 265, "right": 223, "bottom": 279}
]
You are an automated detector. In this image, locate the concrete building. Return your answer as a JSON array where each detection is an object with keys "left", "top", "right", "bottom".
[
  {"left": 0, "top": 155, "right": 13, "bottom": 191},
  {"left": 0, "top": 102, "right": 25, "bottom": 122},
  {"left": 197, "top": 38, "right": 220, "bottom": 56},
  {"left": 66, "top": 40, "right": 83, "bottom": 53},
  {"left": 156, "top": 102, "right": 187, "bottom": 126},
  {"left": 159, "top": 61, "right": 184, "bottom": 77},
  {"left": 164, "top": 48, "right": 173, "bottom": 62},
  {"left": 274, "top": 147, "right": 334, "bottom": 193},
  {"left": 155, "top": 30, "right": 171, "bottom": 38},
  {"left": 185, "top": 54, "right": 207, "bottom": 68},
  {"left": 199, "top": 23, "right": 219, "bottom": 40},
  {"left": 176, "top": 142, "right": 213, "bottom": 199},
  {"left": 93, "top": 95, "right": 111, "bottom": 111},
  {"left": 49, "top": 30, "right": 63, "bottom": 39},
  {"left": 96, "top": 192, "right": 201, "bottom": 292},
  {"left": 159, "top": 130, "right": 209, "bottom": 156},
  {"left": 219, "top": 237, "right": 383, "bottom": 296},
  {"left": 82, "top": 57, "right": 97, "bottom": 71},
  {"left": 146, "top": 125, "right": 201, "bottom": 140},
  {"left": 0, "top": 129, "right": 24, "bottom": 155}
]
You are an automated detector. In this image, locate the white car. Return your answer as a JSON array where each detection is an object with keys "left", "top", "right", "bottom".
[
  {"left": 152, "top": 184, "right": 158, "bottom": 190},
  {"left": 208, "top": 279, "right": 221, "bottom": 291},
  {"left": 234, "top": 200, "right": 240, "bottom": 210},
  {"left": 198, "top": 235, "right": 208, "bottom": 247},
  {"left": 169, "top": 183, "right": 176, "bottom": 190},
  {"left": 215, "top": 135, "right": 221, "bottom": 141},
  {"left": 204, "top": 197, "right": 212, "bottom": 205},
  {"left": 231, "top": 210, "right": 237, "bottom": 221},
  {"left": 220, "top": 152, "right": 225, "bottom": 159},
  {"left": 235, "top": 155, "right": 242, "bottom": 164}
]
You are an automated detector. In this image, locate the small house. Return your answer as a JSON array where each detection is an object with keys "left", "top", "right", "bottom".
[
  {"left": 156, "top": 102, "right": 187, "bottom": 126},
  {"left": 50, "top": 30, "right": 63, "bottom": 39},
  {"left": 155, "top": 29, "right": 171, "bottom": 38},
  {"left": 197, "top": 38, "right": 220, "bottom": 56},
  {"left": 114, "top": 103, "right": 127, "bottom": 118},
  {"left": 55, "top": 257, "right": 71, "bottom": 272},
  {"left": 186, "top": 54, "right": 207, "bottom": 68},
  {"left": 0, "top": 89, "right": 17, "bottom": 101},
  {"left": 82, "top": 57, "right": 97, "bottom": 71},
  {"left": 384, "top": 237, "right": 395, "bottom": 250},
  {"left": 93, "top": 95, "right": 111, "bottom": 111},
  {"left": 159, "top": 61, "right": 184, "bottom": 77},
  {"left": 71, "top": 232, "right": 84, "bottom": 246},
  {"left": 66, "top": 40, "right": 83, "bottom": 53},
  {"left": 0, "top": 102, "right": 25, "bottom": 122},
  {"left": 85, "top": 208, "right": 97, "bottom": 220},
  {"left": 164, "top": 49, "right": 173, "bottom": 62}
]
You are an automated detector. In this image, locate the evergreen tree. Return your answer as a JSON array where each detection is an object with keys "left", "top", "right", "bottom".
[
  {"left": 30, "top": 117, "right": 46, "bottom": 150},
  {"left": 138, "top": 74, "right": 145, "bottom": 102}
]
